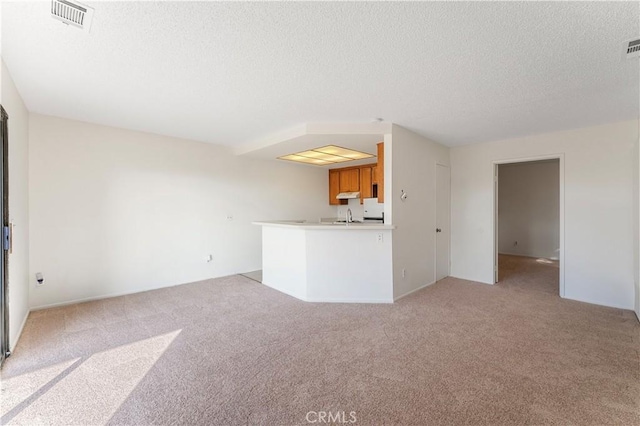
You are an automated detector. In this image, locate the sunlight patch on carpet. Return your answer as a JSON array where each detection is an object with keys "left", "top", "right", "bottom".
[{"left": 4, "top": 330, "right": 181, "bottom": 425}]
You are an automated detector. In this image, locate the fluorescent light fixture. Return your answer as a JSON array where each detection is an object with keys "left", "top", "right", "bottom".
[
  {"left": 314, "top": 145, "right": 371, "bottom": 159},
  {"left": 294, "top": 150, "right": 353, "bottom": 162},
  {"left": 278, "top": 154, "right": 333, "bottom": 165},
  {"left": 278, "top": 145, "right": 375, "bottom": 165}
]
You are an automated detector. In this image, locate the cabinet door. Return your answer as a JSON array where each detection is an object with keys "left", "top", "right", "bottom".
[
  {"left": 371, "top": 165, "right": 378, "bottom": 184},
  {"left": 339, "top": 168, "right": 360, "bottom": 192},
  {"left": 329, "top": 169, "right": 340, "bottom": 205},
  {"left": 377, "top": 142, "right": 384, "bottom": 203},
  {"left": 360, "top": 167, "right": 372, "bottom": 203}
]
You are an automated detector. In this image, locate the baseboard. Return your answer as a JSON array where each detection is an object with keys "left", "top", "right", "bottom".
[
  {"left": 394, "top": 280, "right": 436, "bottom": 302},
  {"left": 31, "top": 289, "right": 151, "bottom": 311},
  {"left": 10, "top": 310, "right": 30, "bottom": 351},
  {"left": 498, "top": 252, "right": 559, "bottom": 260},
  {"left": 260, "top": 281, "right": 307, "bottom": 302},
  {"left": 561, "top": 293, "right": 634, "bottom": 311},
  {"left": 449, "top": 275, "right": 494, "bottom": 285},
  {"left": 262, "top": 280, "right": 393, "bottom": 304},
  {"left": 307, "top": 297, "right": 394, "bottom": 304},
  {"left": 29, "top": 277, "right": 220, "bottom": 311}
]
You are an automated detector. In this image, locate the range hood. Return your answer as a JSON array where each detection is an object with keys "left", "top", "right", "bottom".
[{"left": 336, "top": 192, "right": 360, "bottom": 200}]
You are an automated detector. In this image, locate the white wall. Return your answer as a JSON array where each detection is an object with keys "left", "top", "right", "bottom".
[
  {"left": 29, "top": 114, "right": 334, "bottom": 309},
  {"left": 261, "top": 225, "right": 393, "bottom": 303},
  {"left": 498, "top": 160, "right": 559, "bottom": 259},
  {"left": 1, "top": 60, "right": 30, "bottom": 349},
  {"left": 261, "top": 226, "right": 308, "bottom": 301},
  {"left": 451, "top": 120, "right": 638, "bottom": 310},
  {"left": 390, "top": 125, "right": 450, "bottom": 299},
  {"left": 334, "top": 198, "right": 364, "bottom": 222},
  {"left": 306, "top": 228, "right": 393, "bottom": 303}
]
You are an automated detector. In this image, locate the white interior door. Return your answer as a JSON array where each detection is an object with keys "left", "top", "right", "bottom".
[{"left": 436, "top": 164, "right": 450, "bottom": 281}]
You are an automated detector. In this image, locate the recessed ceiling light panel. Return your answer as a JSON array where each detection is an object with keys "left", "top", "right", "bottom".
[
  {"left": 294, "top": 150, "right": 353, "bottom": 162},
  {"left": 278, "top": 145, "right": 375, "bottom": 166},
  {"left": 278, "top": 154, "right": 333, "bottom": 165},
  {"left": 315, "top": 146, "right": 375, "bottom": 159}
]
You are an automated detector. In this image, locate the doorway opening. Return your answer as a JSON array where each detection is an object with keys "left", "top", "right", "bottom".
[{"left": 493, "top": 157, "right": 564, "bottom": 296}]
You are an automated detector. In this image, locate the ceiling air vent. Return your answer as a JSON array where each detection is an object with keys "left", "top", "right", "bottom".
[
  {"left": 624, "top": 38, "right": 640, "bottom": 59},
  {"left": 51, "top": 0, "right": 94, "bottom": 32}
]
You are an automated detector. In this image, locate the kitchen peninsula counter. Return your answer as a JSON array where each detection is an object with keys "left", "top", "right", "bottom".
[
  {"left": 253, "top": 221, "right": 394, "bottom": 303},
  {"left": 253, "top": 220, "right": 395, "bottom": 230}
]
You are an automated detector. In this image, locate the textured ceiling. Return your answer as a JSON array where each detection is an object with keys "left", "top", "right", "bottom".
[{"left": 2, "top": 1, "right": 638, "bottom": 148}]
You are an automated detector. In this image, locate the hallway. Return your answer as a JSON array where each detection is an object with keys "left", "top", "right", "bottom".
[{"left": 497, "top": 254, "right": 559, "bottom": 295}]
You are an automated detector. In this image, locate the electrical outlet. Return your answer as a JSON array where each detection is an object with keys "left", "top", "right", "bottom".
[
  {"left": 402, "top": 268, "right": 406, "bottom": 278},
  {"left": 377, "top": 233, "right": 383, "bottom": 243},
  {"left": 35, "top": 272, "right": 44, "bottom": 286},
  {"left": 514, "top": 241, "right": 518, "bottom": 246},
  {"left": 337, "top": 209, "right": 344, "bottom": 216},
  {"left": 205, "top": 254, "right": 213, "bottom": 263},
  {"left": 226, "top": 215, "right": 233, "bottom": 221}
]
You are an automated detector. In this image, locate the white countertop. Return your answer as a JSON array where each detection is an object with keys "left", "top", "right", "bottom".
[{"left": 253, "top": 220, "right": 395, "bottom": 230}]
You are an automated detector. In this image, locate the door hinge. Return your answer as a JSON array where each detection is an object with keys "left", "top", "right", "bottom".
[{"left": 2, "top": 226, "right": 9, "bottom": 251}]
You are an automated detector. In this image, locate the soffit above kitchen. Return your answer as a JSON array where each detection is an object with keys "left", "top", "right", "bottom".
[
  {"left": 2, "top": 2, "right": 638, "bottom": 148},
  {"left": 237, "top": 121, "right": 387, "bottom": 168}
]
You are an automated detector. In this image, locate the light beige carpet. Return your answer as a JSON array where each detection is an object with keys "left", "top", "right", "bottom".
[
  {"left": 498, "top": 254, "right": 559, "bottom": 295},
  {"left": 1, "top": 271, "right": 638, "bottom": 425}
]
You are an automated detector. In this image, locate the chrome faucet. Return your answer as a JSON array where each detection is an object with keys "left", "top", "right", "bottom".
[{"left": 346, "top": 208, "right": 353, "bottom": 224}]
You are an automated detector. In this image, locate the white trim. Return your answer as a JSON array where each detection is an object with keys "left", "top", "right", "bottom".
[
  {"left": 394, "top": 280, "right": 436, "bottom": 301},
  {"left": 261, "top": 281, "right": 393, "bottom": 304},
  {"left": 498, "top": 252, "right": 559, "bottom": 260},
  {"left": 29, "top": 280, "right": 201, "bottom": 311},
  {"left": 307, "top": 297, "right": 393, "bottom": 304},
  {"left": 567, "top": 294, "right": 634, "bottom": 311},
  {"left": 449, "top": 275, "right": 493, "bottom": 285},
  {"left": 10, "top": 310, "right": 30, "bottom": 351},
  {"left": 260, "top": 280, "right": 307, "bottom": 302},
  {"left": 492, "top": 154, "right": 565, "bottom": 298}
]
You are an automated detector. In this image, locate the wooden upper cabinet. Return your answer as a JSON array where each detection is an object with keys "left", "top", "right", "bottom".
[
  {"left": 371, "top": 165, "right": 378, "bottom": 185},
  {"left": 326, "top": 162, "right": 379, "bottom": 205},
  {"left": 377, "top": 142, "right": 384, "bottom": 203},
  {"left": 360, "top": 167, "right": 372, "bottom": 203},
  {"left": 339, "top": 168, "right": 360, "bottom": 192},
  {"left": 329, "top": 169, "right": 341, "bottom": 205}
]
